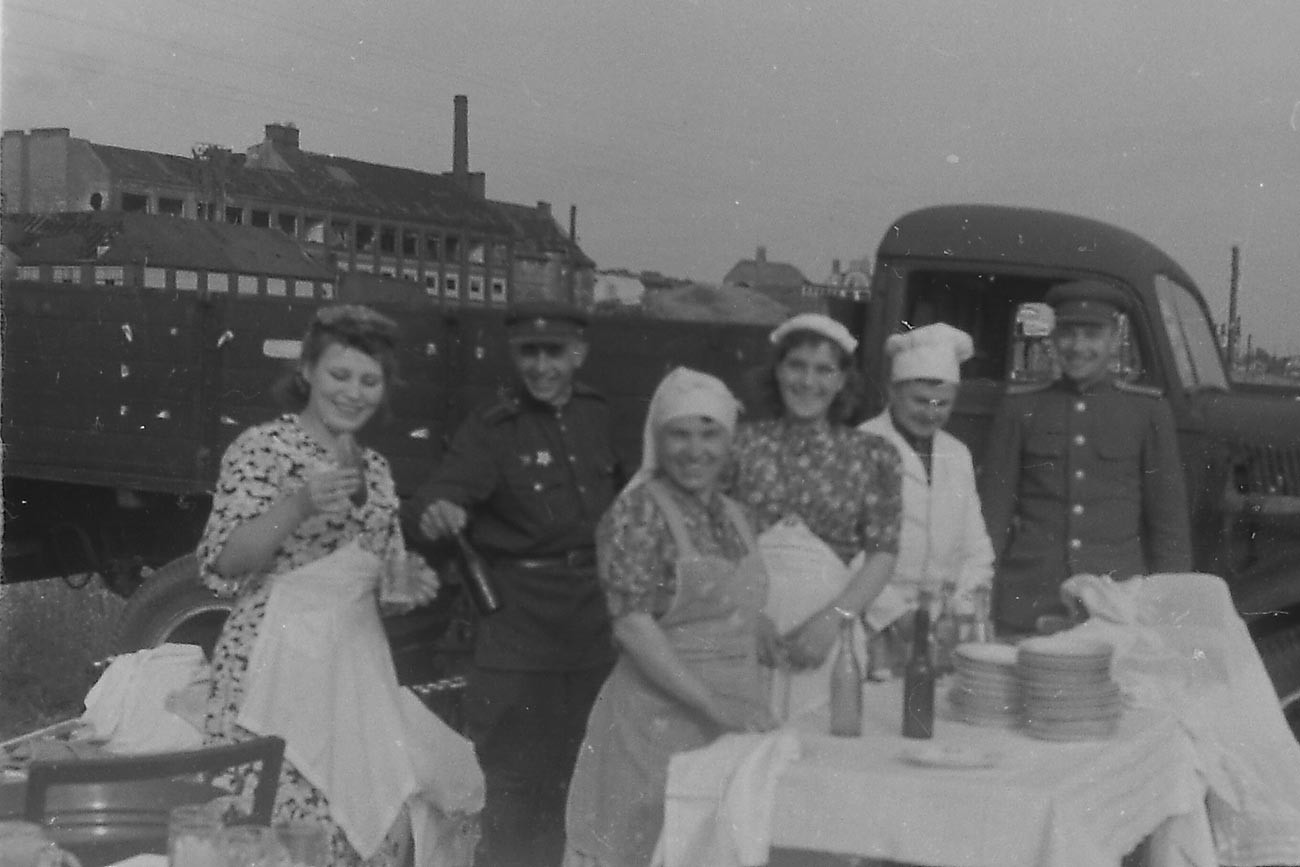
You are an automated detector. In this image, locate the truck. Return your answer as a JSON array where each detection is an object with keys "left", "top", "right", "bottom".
[{"left": 4, "top": 203, "right": 1299, "bottom": 739}]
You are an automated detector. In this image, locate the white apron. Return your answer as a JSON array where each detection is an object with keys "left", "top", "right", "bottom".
[{"left": 237, "top": 541, "right": 484, "bottom": 862}]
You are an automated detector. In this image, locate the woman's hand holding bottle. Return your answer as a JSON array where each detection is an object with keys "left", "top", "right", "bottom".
[{"left": 783, "top": 607, "right": 841, "bottom": 669}]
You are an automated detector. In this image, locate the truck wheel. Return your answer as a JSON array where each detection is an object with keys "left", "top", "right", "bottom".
[
  {"left": 1257, "top": 622, "right": 1300, "bottom": 744},
  {"left": 116, "top": 554, "right": 234, "bottom": 659}
]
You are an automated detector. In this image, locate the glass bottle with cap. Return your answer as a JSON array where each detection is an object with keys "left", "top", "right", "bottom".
[
  {"left": 932, "top": 581, "right": 960, "bottom": 675},
  {"left": 828, "top": 607, "right": 863, "bottom": 736},
  {"left": 902, "top": 591, "right": 936, "bottom": 739}
]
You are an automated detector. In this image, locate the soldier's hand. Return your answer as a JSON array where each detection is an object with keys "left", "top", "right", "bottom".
[{"left": 419, "top": 499, "right": 467, "bottom": 541}]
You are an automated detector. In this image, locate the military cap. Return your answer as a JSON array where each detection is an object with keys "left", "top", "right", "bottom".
[
  {"left": 1045, "top": 280, "right": 1130, "bottom": 326},
  {"left": 505, "top": 300, "right": 590, "bottom": 344}
]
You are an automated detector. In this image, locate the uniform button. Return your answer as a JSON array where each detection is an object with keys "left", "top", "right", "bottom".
[
  {"left": 1073, "top": 434, "right": 1086, "bottom": 446},
  {"left": 1075, "top": 400, "right": 1087, "bottom": 412},
  {"left": 1074, "top": 469, "right": 1085, "bottom": 480},
  {"left": 1069, "top": 538, "right": 1082, "bottom": 550},
  {"left": 1071, "top": 504, "right": 1084, "bottom": 515},
  {"left": 533, "top": 482, "right": 543, "bottom": 492}
]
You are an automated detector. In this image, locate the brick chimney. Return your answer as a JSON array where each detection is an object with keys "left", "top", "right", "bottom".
[
  {"left": 453, "top": 95, "right": 469, "bottom": 178},
  {"left": 536, "top": 201, "right": 552, "bottom": 220},
  {"left": 264, "top": 122, "right": 299, "bottom": 150},
  {"left": 756, "top": 245, "right": 767, "bottom": 264}
]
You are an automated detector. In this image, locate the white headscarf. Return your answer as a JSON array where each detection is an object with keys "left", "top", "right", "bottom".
[{"left": 627, "top": 366, "right": 741, "bottom": 491}]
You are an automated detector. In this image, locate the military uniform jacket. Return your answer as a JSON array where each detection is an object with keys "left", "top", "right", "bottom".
[
  {"left": 979, "top": 377, "right": 1192, "bottom": 632},
  {"left": 412, "top": 382, "right": 622, "bottom": 670}
]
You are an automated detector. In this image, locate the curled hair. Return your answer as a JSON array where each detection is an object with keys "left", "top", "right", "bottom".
[
  {"left": 749, "top": 328, "right": 867, "bottom": 426},
  {"left": 273, "top": 304, "right": 403, "bottom": 415}
]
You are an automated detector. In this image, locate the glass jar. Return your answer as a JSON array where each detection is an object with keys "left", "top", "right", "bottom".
[
  {"left": 168, "top": 804, "right": 224, "bottom": 867},
  {"left": 217, "top": 825, "right": 285, "bottom": 867}
]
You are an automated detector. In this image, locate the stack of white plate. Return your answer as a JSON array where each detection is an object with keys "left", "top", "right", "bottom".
[
  {"left": 948, "top": 642, "right": 1021, "bottom": 727},
  {"left": 1017, "top": 635, "right": 1121, "bottom": 741}
]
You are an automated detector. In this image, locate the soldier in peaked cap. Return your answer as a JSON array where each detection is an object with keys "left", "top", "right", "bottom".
[
  {"left": 978, "top": 279, "right": 1192, "bottom": 635},
  {"left": 408, "top": 298, "right": 622, "bottom": 867}
]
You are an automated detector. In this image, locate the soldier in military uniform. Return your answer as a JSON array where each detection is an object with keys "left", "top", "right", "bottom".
[
  {"left": 410, "top": 300, "right": 622, "bottom": 867},
  {"left": 979, "top": 280, "right": 1193, "bottom": 635}
]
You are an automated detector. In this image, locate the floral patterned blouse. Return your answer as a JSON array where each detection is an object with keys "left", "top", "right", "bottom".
[
  {"left": 727, "top": 418, "right": 903, "bottom": 564},
  {"left": 196, "top": 414, "right": 407, "bottom": 867},
  {"left": 597, "top": 478, "right": 754, "bottom": 619}
]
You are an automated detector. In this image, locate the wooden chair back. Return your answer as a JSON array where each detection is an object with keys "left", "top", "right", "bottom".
[{"left": 22, "top": 735, "right": 284, "bottom": 865}]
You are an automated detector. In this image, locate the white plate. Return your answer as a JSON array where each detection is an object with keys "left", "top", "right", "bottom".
[{"left": 899, "top": 742, "right": 1001, "bottom": 769}]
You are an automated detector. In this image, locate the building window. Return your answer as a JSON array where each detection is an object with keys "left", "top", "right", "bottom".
[
  {"left": 122, "top": 192, "right": 149, "bottom": 212},
  {"left": 329, "top": 220, "right": 351, "bottom": 249},
  {"left": 402, "top": 229, "right": 418, "bottom": 257},
  {"left": 277, "top": 213, "right": 298, "bottom": 236},
  {"left": 158, "top": 197, "right": 184, "bottom": 217},
  {"left": 424, "top": 273, "right": 440, "bottom": 296},
  {"left": 266, "top": 278, "right": 287, "bottom": 297},
  {"left": 144, "top": 267, "right": 167, "bottom": 289},
  {"left": 237, "top": 274, "right": 259, "bottom": 294},
  {"left": 250, "top": 210, "right": 270, "bottom": 228},
  {"left": 356, "top": 223, "right": 376, "bottom": 253},
  {"left": 468, "top": 240, "right": 485, "bottom": 265},
  {"left": 490, "top": 243, "right": 509, "bottom": 265},
  {"left": 95, "top": 266, "right": 124, "bottom": 286},
  {"left": 379, "top": 265, "right": 396, "bottom": 278},
  {"left": 423, "top": 233, "right": 441, "bottom": 262},
  {"left": 320, "top": 282, "right": 334, "bottom": 299},
  {"left": 380, "top": 226, "right": 397, "bottom": 255},
  {"left": 445, "top": 235, "right": 461, "bottom": 263},
  {"left": 89, "top": 192, "right": 104, "bottom": 210},
  {"left": 444, "top": 275, "right": 460, "bottom": 299},
  {"left": 225, "top": 206, "right": 244, "bottom": 224},
  {"left": 468, "top": 275, "right": 485, "bottom": 302},
  {"left": 402, "top": 267, "right": 419, "bottom": 283},
  {"left": 304, "top": 215, "right": 326, "bottom": 244},
  {"left": 52, "top": 266, "right": 80, "bottom": 283},
  {"left": 175, "top": 270, "right": 199, "bottom": 291},
  {"left": 208, "top": 273, "right": 230, "bottom": 292},
  {"left": 490, "top": 277, "right": 507, "bottom": 303},
  {"left": 17, "top": 266, "right": 41, "bottom": 280}
]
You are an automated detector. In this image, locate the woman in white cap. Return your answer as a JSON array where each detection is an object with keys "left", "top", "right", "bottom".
[
  {"left": 859, "top": 323, "right": 994, "bottom": 634},
  {"left": 564, "top": 367, "right": 776, "bottom": 867},
  {"left": 728, "top": 313, "right": 902, "bottom": 704}
]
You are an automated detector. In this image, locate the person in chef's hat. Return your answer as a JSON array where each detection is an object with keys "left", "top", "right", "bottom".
[{"left": 859, "top": 323, "right": 994, "bottom": 656}]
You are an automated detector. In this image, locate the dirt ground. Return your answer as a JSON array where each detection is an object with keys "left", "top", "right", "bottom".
[{"left": 0, "top": 575, "right": 127, "bottom": 740}]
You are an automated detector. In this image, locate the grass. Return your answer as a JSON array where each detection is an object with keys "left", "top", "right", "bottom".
[{"left": 0, "top": 576, "right": 127, "bottom": 741}]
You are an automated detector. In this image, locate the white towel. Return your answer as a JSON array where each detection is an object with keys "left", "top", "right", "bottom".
[
  {"left": 1063, "top": 572, "right": 1300, "bottom": 866},
  {"left": 80, "top": 644, "right": 207, "bottom": 754},
  {"left": 238, "top": 542, "right": 484, "bottom": 860},
  {"left": 652, "top": 730, "right": 801, "bottom": 867},
  {"left": 758, "top": 519, "right": 870, "bottom": 721}
]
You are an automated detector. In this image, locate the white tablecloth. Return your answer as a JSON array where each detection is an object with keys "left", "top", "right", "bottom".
[{"left": 672, "top": 680, "right": 1215, "bottom": 867}]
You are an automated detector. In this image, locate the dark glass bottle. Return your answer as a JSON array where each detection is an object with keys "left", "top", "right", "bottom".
[
  {"left": 336, "top": 433, "right": 367, "bottom": 507},
  {"left": 829, "top": 609, "right": 863, "bottom": 736},
  {"left": 453, "top": 531, "right": 503, "bottom": 616},
  {"left": 902, "top": 600, "right": 936, "bottom": 739}
]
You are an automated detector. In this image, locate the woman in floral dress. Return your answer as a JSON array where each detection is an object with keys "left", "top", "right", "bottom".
[
  {"left": 728, "top": 313, "right": 903, "bottom": 674},
  {"left": 198, "top": 305, "right": 446, "bottom": 866}
]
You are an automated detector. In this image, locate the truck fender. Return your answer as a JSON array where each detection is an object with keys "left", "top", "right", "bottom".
[{"left": 115, "top": 554, "right": 234, "bottom": 658}]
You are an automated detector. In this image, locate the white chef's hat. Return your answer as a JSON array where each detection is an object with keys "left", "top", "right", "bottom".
[
  {"left": 627, "top": 366, "right": 741, "bottom": 491},
  {"left": 769, "top": 313, "right": 858, "bottom": 355},
  {"left": 884, "top": 323, "right": 974, "bottom": 383}
]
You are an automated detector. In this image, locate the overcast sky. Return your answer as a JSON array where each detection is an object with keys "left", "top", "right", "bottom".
[{"left": 4, "top": 0, "right": 1297, "bottom": 351}]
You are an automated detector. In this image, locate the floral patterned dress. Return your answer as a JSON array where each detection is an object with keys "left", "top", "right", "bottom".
[
  {"left": 727, "top": 418, "right": 904, "bottom": 563},
  {"left": 198, "top": 414, "right": 407, "bottom": 867}
]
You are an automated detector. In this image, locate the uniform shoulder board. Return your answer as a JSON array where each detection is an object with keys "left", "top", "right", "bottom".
[
  {"left": 572, "top": 381, "right": 608, "bottom": 402},
  {"left": 1005, "top": 379, "right": 1052, "bottom": 396},
  {"left": 480, "top": 397, "right": 522, "bottom": 425},
  {"left": 1114, "top": 379, "right": 1165, "bottom": 398}
]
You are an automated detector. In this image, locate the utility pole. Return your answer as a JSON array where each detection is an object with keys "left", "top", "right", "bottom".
[{"left": 1227, "top": 245, "right": 1241, "bottom": 370}]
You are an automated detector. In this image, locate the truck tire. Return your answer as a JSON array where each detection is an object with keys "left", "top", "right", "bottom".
[
  {"left": 116, "top": 554, "right": 234, "bottom": 658},
  {"left": 1257, "top": 622, "right": 1300, "bottom": 745}
]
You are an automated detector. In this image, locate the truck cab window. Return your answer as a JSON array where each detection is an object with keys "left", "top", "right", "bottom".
[{"left": 1154, "top": 273, "right": 1228, "bottom": 391}]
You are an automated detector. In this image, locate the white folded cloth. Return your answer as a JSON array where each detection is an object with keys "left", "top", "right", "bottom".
[
  {"left": 238, "top": 541, "right": 484, "bottom": 861},
  {"left": 1062, "top": 572, "right": 1300, "bottom": 866},
  {"left": 758, "top": 519, "right": 869, "bottom": 721},
  {"left": 652, "top": 730, "right": 801, "bottom": 867},
  {"left": 80, "top": 643, "right": 207, "bottom": 754}
]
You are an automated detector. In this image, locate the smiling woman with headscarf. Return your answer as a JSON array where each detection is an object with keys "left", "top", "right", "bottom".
[{"left": 563, "top": 367, "right": 777, "bottom": 867}]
